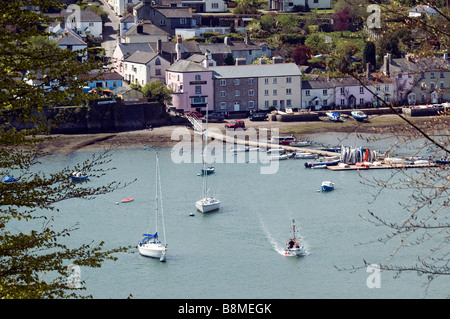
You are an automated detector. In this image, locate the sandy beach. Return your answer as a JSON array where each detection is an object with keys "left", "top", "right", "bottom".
[{"left": 34, "top": 114, "right": 436, "bottom": 153}]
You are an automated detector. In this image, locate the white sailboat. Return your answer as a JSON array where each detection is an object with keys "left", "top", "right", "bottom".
[
  {"left": 196, "top": 105, "right": 220, "bottom": 213},
  {"left": 138, "top": 155, "right": 168, "bottom": 261},
  {"left": 284, "top": 219, "right": 307, "bottom": 257}
]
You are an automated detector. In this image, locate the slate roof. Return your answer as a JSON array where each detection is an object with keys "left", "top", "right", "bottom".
[
  {"left": 387, "top": 57, "right": 449, "bottom": 74},
  {"left": 166, "top": 59, "right": 210, "bottom": 73},
  {"left": 123, "top": 23, "right": 170, "bottom": 37},
  {"left": 125, "top": 51, "right": 160, "bottom": 64},
  {"left": 55, "top": 28, "right": 87, "bottom": 45},
  {"left": 209, "top": 63, "right": 301, "bottom": 79},
  {"left": 61, "top": 9, "right": 102, "bottom": 22},
  {"left": 116, "top": 43, "right": 153, "bottom": 58},
  {"left": 154, "top": 7, "right": 193, "bottom": 18}
]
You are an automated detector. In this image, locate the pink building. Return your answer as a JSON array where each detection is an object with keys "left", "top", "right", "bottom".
[{"left": 165, "top": 59, "right": 214, "bottom": 114}]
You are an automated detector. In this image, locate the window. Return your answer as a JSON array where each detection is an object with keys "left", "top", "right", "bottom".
[
  {"left": 273, "top": 78, "right": 277, "bottom": 84},
  {"left": 323, "top": 99, "right": 328, "bottom": 106},
  {"left": 235, "top": 90, "right": 240, "bottom": 96},
  {"left": 211, "top": 3, "right": 219, "bottom": 8},
  {"left": 220, "top": 79, "right": 226, "bottom": 86},
  {"left": 220, "top": 91, "right": 226, "bottom": 97},
  {"left": 155, "top": 69, "right": 161, "bottom": 76},
  {"left": 440, "top": 72, "right": 445, "bottom": 78},
  {"left": 265, "top": 101, "right": 269, "bottom": 108},
  {"left": 248, "top": 89, "right": 254, "bottom": 96},
  {"left": 264, "top": 89, "right": 269, "bottom": 96},
  {"left": 340, "top": 99, "right": 345, "bottom": 105},
  {"left": 430, "top": 72, "right": 435, "bottom": 79},
  {"left": 286, "top": 99, "right": 291, "bottom": 107},
  {"left": 323, "top": 89, "right": 327, "bottom": 96},
  {"left": 220, "top": 102, "right": 227, "bottom": 109},
  {"left": 264, "top": 78, "right": 269, "bottom": 84},
  {"left": 155, "top": 58, "right": 161, "bottom": 65},
  {"left": 180, "top": 18, "right": 187, "bottom": 25},
  {"left": 359, "top": 87, "right": 364, "bottom": 94},
  {"left": 305, "top": 90, "right": 310, "bottom": 96},
  {"left": 234, "top": 79, "right": 240, "bottom": 85},
  {"left": 430, "top": 82, "right": 435, "bottom": 90},
  {"left": 359, "top": 98, "right": 364, "bottom": 105},
  {"left": 398, "top": 73, "right": 403, "bottom": 79},
  {"left": 385, "top": 85, "right": 389, "bottom": 92},
  {"left": 421, "top": 73, "right": 425, "bottom": 79},
  {"left": 248, "top": 78, "right": 254, "bottom": 85},
  {"left": 160, "top": 20, "right": 166, "bottom": 26},
  {"left": 286, "top": 88, "right": 291, "bottom": 95},
  {"left": 195, "top": 86, "right": 201, "bottom": 94},
  {"left": 421, "top": 82, "right": 426, "bottom": 90},
  {"left": 376, "top": 85, "right": 380, "bottom": 92},
  {"left": 440, "top": 82, "right": 445, "bottom": 89},
  {"left": 273, "top": 89, "right": 277, "bottom": 96},
  {"left": 195, "top": 74, "right": 201, "bottom": 81},
  {"left": 248, "top": 101, "right": 254, "bottom": 108},
  {"left": 340, "top": 87, "right": 345, "bottom": 95},
  {"left": 286, "top": 77, "right": 292, "bottom": 83},
  {"left": 273, "top": 100, "right": 278, "bottom": 107}
]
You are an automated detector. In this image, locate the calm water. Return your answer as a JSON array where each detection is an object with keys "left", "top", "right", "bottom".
[{"left": 30, "top": 132, "right": 448, "bottom": 299}]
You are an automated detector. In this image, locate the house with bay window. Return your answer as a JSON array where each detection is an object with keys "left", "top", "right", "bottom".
[{"left": 165, "top": 59, "right": 214, "bottom": 113}]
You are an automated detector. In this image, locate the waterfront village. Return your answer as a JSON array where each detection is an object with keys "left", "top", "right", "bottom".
[
  {"left": 14, "top": 1, "right": 449, "bottom": 149},
  {"left": 31, "top": 0, "right": 448, "bottom": 116}
]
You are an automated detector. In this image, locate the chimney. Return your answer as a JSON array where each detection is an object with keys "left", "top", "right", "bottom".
[
  {"left": 244, "top": 33, "right": 251, "bottom": 45},
  {"left": 443, "top": 53, "right": 449, "bottom": 61},
  {"left": 383, "top": 54, "right": 390, "bottom": 75},
  {"left": 157, "top": 39, "right": 162, "bottom": 54},
  {"left": 224, "top": 36, "right": 231, "bottom": 46},
  {"left": 236, "top": 57, "right": 246, "bottom": 65},
  {"left": 366, "top": 62, "right": 370, "bottom": 77},
  {"left": 175, "top": 35, "right": 184, "bottom": 61},
  {"left": 136, "top": 23, "right": 143, "bottom": 34},
  {"left": 202, "top": 51, "right": 209, "bottom": 69}
]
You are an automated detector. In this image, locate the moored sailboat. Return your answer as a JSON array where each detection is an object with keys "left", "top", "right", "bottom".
[{"left": 138, "top": 155, "right": 168, "bottom": 261}]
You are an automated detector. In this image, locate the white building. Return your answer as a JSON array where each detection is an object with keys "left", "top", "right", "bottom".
[
  {"left": 124, "top": 51, "right": 170, "bottom": 86},
  {"left": 269, "top": 0, "right": 332, "bottom": 12},
  {"left": 109, "top": 0, "right": 141, "bottom": 17}
]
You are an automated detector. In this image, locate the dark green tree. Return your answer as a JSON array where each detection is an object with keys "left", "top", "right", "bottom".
[
  {"left": 362, "top": 41, "right": 376, "bottom": 72},
  {"left": 0, "top": 0, "right": 132, "bottom": 298}
]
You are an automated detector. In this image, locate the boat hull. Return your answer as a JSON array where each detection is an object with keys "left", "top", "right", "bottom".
[
  {"left": 284, "top": 247, "right": 307, "bottom": 257},
  {"left": 196, "top": 197, "right": 220, "bottom": 213},
  {"left": 321, "top": 181, "right": 334, "bottom": 191},
  {"left": 138, "top": 243, "right": 167, "bottom": 258}
]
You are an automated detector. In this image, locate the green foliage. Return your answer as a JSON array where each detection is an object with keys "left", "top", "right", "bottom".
[
  {"left": 0, "top": 0, "right": 132, "bottom": 298},
  {"left": 141, "top": 81, "right": 172, "bottom": 104}
]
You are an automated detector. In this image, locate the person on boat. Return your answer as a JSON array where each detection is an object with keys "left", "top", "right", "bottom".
[{"left": 288, "top": 239, "right": 295, "bottom": 249}]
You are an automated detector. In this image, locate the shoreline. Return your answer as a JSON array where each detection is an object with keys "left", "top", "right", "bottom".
[{"left": 34, "top": 114, "right": 440, "bottom": 153}]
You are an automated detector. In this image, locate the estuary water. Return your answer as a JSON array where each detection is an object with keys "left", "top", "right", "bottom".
[{"left": 31, "top": 132, "right": 448, "bottom": 299}]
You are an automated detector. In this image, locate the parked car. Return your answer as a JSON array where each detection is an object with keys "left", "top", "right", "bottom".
[
  {"left": 207, "top": 112, "right": 225, "bottom": 122},
  {"left": 184, "top": 111, "right": 203, "bottom": 117},
  {"left": 225, "top": 120, "right": 245, "bottom": 129},
  {"left": 249, "top": 113, "right": 267, "bottom": 121}
]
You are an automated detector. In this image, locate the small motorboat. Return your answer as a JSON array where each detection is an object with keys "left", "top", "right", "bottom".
[
  {"left": 121, "top": 198, "right": 135, "bottom": 203},
  {"left": 70, "top": 172, "right": 88, "bottom": 183},
  {"left": 304, "top": 156, "right": 340, "bottom": 168},
  {"left": 200, "top": 167, "right": 215, "bottom": 175},
  {"left": 326, "top": 112, "right": 342, "bottom": 122},
  {"left": 284, "top": 219, "right": 307, "bottom": 257},
  {"left": 2, "top": 175, "right": 19, "bottom": 183},
  {"left": 294, "top": 152, "right": 319, "bottom": 159},
  {"left": 351, "top": 111, "right": 368, "bottom": 122},
  {"left": 321, "top": 181, "right": 334, "bottom": 191}
]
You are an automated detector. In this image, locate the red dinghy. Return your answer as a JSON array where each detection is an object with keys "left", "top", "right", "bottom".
[{"left": 121, "top": 198, "right": 134, "bottom": 203}]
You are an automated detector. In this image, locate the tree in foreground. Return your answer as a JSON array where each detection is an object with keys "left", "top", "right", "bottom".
[
  {"left": 0, "top": 0, "right": 132, "bottom": 298},
  {"left": 335, "top": 0, "right": 450, "bottom": 293}
]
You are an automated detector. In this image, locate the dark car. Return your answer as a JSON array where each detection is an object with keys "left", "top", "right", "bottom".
[
  {"left": 207, "top": 112, "right": 225, "bottom": 122},
  {"left": 225, "top": 120, "right": 245, "bottom": 129},
  {"left": 249, "top": 113, "right": 267, "bottom": 121}
]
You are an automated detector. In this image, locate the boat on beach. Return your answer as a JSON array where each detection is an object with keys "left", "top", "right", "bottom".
[
  {"left": 326, "top": 112, "right": 342, "bottom": 122},
  {"left": 138, "top": 155, "right": 168, "bottom": 261},
  {"left": 284, "top": 219, "right": 307, "bottom": 257},
  {"left": 351, "top": 111, "right": 368, "bottom": 121}
]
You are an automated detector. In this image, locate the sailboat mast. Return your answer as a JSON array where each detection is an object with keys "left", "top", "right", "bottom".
[{"left": 154, "top": 155, "right": 159, "bottom": 235}]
